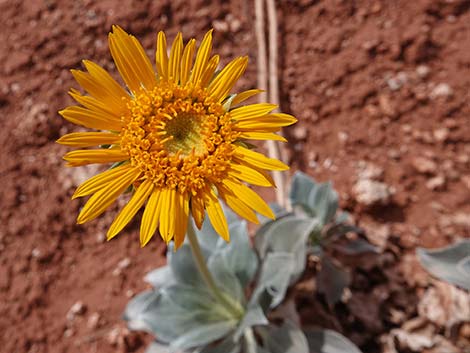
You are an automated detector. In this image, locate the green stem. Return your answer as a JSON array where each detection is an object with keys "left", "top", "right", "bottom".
[{"left": 186, "top": 218, "right": 244, "bottom": 319}]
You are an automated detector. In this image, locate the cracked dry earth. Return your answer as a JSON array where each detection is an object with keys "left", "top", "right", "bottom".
[{"left": 0, "top": 0, "right": 469, "bottom": 352}]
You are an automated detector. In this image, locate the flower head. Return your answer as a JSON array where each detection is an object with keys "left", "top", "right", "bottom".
[{"left": 58, "top": 26, "right": 296, "bottom": 248}]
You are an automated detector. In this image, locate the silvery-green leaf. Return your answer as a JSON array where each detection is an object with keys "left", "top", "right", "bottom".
[
  {"left": 198, "top": 336, "right": 241, "bottom": 353},
  {"left": 260, "top": 322, "right": 309, "bottom": 353},
  {"left": 304, "top": 329, "right": 362, "bottom": 353},
  {"left": 307, "top": 181, "right": 338, "bottom": 226},
  {"left": 125, "top": 284, "right": 235, "bottom": 343},
  {"left": 325, "top": 223, "right": 363, "bottom": 241},
  {"left": 244, "top": 328, "right": 270, "bottom": 353},
  {"left": 123, "top": 290, "right": 160, "bottom": 332},
  {"left": 255, "top": 215, "right": 318, "bottom": 283},
  {"left": 417, "top": 239, "right": 470, "bottom": 290},
  {"left": 317, "top": 255, "right": 350, "bottom": 306},
  {"left": 207, "top": 252, "right": 245, "bottom": 305},
  {"left": 251, "top": 252, "right": 295, "bottom": 308},
  {"left": 234, "top": 305, "right": 269, "bottom": 340},
  {"left": 290, "top": 171, "right": 316, "bottom": 213},
  {"left": 333, "top": 238, "right": 378, "bottom": 255},
  {"left": 215, "top": 221, "right": 259, "bottom": 287},
  {"left": 170, "top": 320, "right": 238, "bottom": 351},
  {"left": 257, "top": 203, "right": 289, "bottom": 225},
  {"left": 144, "top": 266, "right": 175, "bottom": 288},
  {"left": 196, "top": 206, "right": 239, "bottom": 252},
  {"left": 145, "top": 341, "right": 170, "bottom": 353},
  {"left": 168, "top": 244, "right": 204, "bottom": 287}
]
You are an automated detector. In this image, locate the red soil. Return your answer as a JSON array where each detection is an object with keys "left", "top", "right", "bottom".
[{"left": 0, "top": 0, "right": 468, "bottom": 352}]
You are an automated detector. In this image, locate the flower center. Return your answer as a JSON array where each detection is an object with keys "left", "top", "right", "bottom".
[{"left": 120, "top": 82, "right": 239, "bottom": 194}]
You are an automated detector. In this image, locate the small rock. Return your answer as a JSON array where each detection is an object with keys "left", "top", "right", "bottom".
[
  {"left": 456, "top": 154, "right": 469, "bottom": 164},
  {"left": 292, "top": 125, "right": 307, "bottom": 140},
  {"left": 426, "top": 175, "right": 446, "bottom": 191},
  {"left": 353, "top": 179, "right": 393, "bottom": 206},
  {"left": 338, "top": 131, "right": 348, "bottom": 144},
  {"left": 212, "top": 19, "right": 229, "bottom": 32},
  {"left": 63, "top": 328, "right": 74, "bottom": 338},
  {"left": 87, "top": 312, "right": 101, "bottom": 330},
  {"left": 411, "top": 157, "right": 437, "bottom": 174},
  {"left": 386, "top": 71, "right": 408, "bottom": 91},
  {"left": 113, "top": 257, "right": 132, "bottom": 276},
  {"left": 67, "top": 301, "right": 87, "bottom": 321},
  {"left": 433, "top": 128, "right": 449, "bottom": 142},
  {"left": 378, "top": 94, "right": 397, "bottom": 118},
  {"left": 461, "top": 175, "right": 470, "bottom": 190},
  {"left": 416, "top": 65, "right": 430, "bottom": 79},
  {"left": 357, "top": 161, "right": 384, "bottom": 180},
  {"left": 430, "top": 83, "right": 453, "bottom": 99}
]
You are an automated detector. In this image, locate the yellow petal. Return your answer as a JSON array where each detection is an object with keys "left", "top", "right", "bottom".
[
  {"left": 107, "top": 179, "right": 154, "bottom": 240},
  {"left": 204, "top": 187, "right": 229, "bottom": 241},
  {"left": 57, "top": 132, "right": 120, "bottom": 147},
  {"left": 59, "top": 106, "right": 122, "bottom": 131},
  {"left": 180, "top": 39, "right": 196, "bottom": 85},
  {"left": 140, "top": 189, "right": 161, "bottom": 247},
  {"left": 200, "top": 55, "right": 220, "bottom": 87},
  {"left": 190, "top": 195, "right": 205, "bottom": 229},
  {"left": 63, "top": 149, "right": 128, "bottom": 167},
  {"left": 233, "top": 146, "right": 289, "bottom": 171},
  {"left": 156, "top": 31, "right": 169, "bottom": 80},
  {"left": 234, "top": 114, "right": 297, "bottom": 130},
  {"left": 208, "top": 56, "right": 248, "bottom": 102},
  {"left": 69, "top": 90, "right": 125, "bottom": 119},
  {"left": 228, "top": 163, "right": 275, "bottom": 187},
  {"left": 190, "top": 30, "right": 213, "bottom": 84},
  {"left": 217, "top": 185, "right": 259, "bottom": 224},
  {"left": 73, "top": 164, "right": 133, "bottom": 199},
  {"left": 230, "top": 103, "right": 277, "bottom": 121},
  {"left": 168, "top": 32, "right": 183, "bottom": 82},
  {"left": 238, "top": 131, "right": 287, "bottom": 142},
  {"left": 77, "top": 167, "right": 140, "bottom": 224},
  {"left": 231, "top": 89, "right": 263, "bottom": 106},
  {"left": 159, "top": 188, "right": 176, "bottom": 243},
  {"left": 71, "top": 64, "right": 127, "bottom": 113},
  {"left": 173, "top": 191, "right": 189, "bottom": 250},
  {"left": 108, "top": 25, "right": 157, "bottom": 92},
  {"left": 223, "top": 178, "right": 275, "bottom": 220}
]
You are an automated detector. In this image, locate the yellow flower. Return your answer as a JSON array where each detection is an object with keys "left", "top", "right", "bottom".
[{"left": 58, "top": 26, "right": 296, "bottom": 249}]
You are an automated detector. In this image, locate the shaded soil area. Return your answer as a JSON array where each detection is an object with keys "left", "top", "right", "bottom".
[{"left": 0, "top": 0, "right": 468, "bottom": 352}]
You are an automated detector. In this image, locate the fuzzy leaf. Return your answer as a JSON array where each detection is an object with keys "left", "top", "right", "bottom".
[
  {"left": 124, "top": 284, "right": 236, "bottom": 343},
  {"left": 304, "top": 329, "right": 362, "bottom": 353},
  {"left": 261, "top": 322, "right": 309, "bottom": 353},
  {"left": 251, "top": 252, "right": 295, "bottom": 309},
  {"left": 145, "top": 341, "right": 169, "bottom": 353},
  {"left": 199, "top": 336, "right": 241, "bottom": 353},
  {"left": 255, "top": 215, "right": 319, "bottom": 283},
  {"left": 144, "top": 266, "right": 175, "bottom": 288},
  {"left": 207, "top": 252, "right": 245, "bottom": 305},
  {"left": 170, "top": 320, "right": 238, "bottom": 351},
  {"left": 234, "top": 305, "right": 269, "bottom": 340},
  {"left": 417, "top": 239, "right": 470, "bottom": 290},
  {"left": 317, "top": 255, "right": 351, "bottom": 307},
  {"left": 215, "top": 221, "right": 259, "bottom": 287},
  {"left": 168, "top": 244, "right": 204, "bottom": 287}
]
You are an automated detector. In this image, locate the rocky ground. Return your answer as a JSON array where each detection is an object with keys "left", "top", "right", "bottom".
[{"left": 0, "top": 0, "right": 469, "bottom": 352}]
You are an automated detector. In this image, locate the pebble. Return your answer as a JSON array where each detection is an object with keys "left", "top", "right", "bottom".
[
  {"left": 411, "top": 156, "right": 437, "bottom": 174},
  {"left": 430, "top": 83, "right": 453, "bottom": 99},
  {"left": 66, "top": 301, "right": 87, "bottom": 322},
  {"left": 426, "top": 175, "right": 446, "bottom": 191},
  {"left": 433, "top": 128, "right": 449, "bottom": 142},
  {"left": 416, "top": 65, "right": 430, "bottom": 79},
  {"left": 292, "top": 125, "right": 308, "bottom": 140},
  {"left": 386, "top": 71, "right": 408, "bottom": 91},
  {"left": 357, "top": 161, "right": 384, "bottom": 180},
  {"left": 353, "top": 179, "right": 393, "bottom": 206},
  {"left": 113, "top": 257, "right": 132, "bottom": 276},
  {"left": 462, "top": 175, "right": 470, "bottom": 190},
  {"left": 87, "top": 312, "right": 101, "bottom": 330}
]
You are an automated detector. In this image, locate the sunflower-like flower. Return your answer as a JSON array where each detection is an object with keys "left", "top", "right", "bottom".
[{"left": 58, "top": 26, "right": 296, "bottom": 249}]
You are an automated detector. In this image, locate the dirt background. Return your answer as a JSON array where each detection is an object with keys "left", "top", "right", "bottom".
[{"left": 0, "top": 0, "right": 469, "bottom": 352}]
